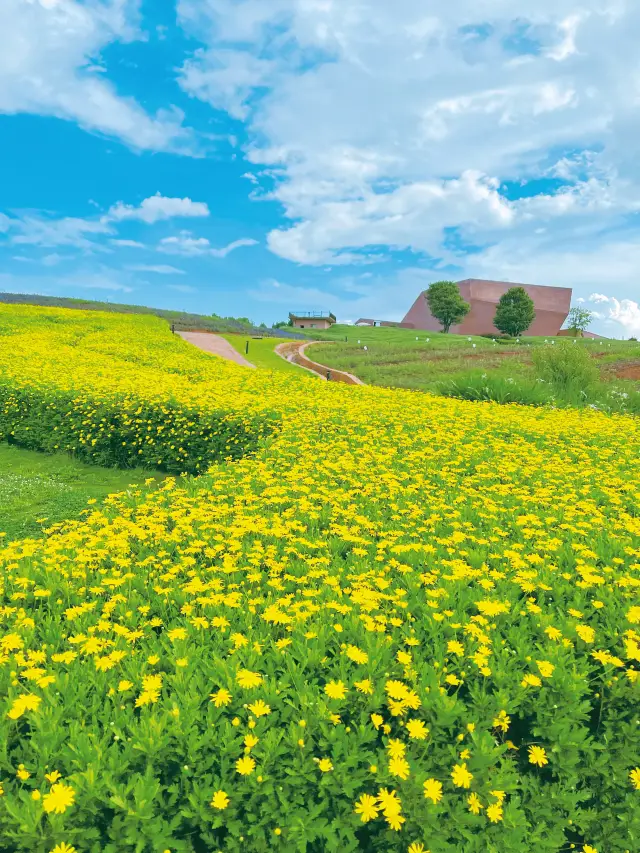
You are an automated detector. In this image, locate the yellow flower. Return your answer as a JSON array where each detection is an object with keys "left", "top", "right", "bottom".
[
  {"left": 209, "top": 688, "right": 232, "bottom": 707},
  {"left": 318, "top": 758, "right": 333, "bottom": 772},
  {"left": 386, "top": 738, "right": 406, "bottom": 759},
  {"left": 370, "top": 713, "right": 383, "bottom": 729},
  {"left": 536, "top": 660, "right": 555, "bottom": 678},
  {"left": 45, "top": 770, "right": 62, "bottom": 784},
  {"left": 235, "top": 756, "right": 256, "bottom": 776},
  {"left": 42, "top": 782, "right": 75, "bottom": 814},
  {"left": 247, "top": 699, "right": 271, "bottom": 717},
  {"left": 346, "top": 645, "right": 369, "bottom": 665},
  {"left": 7, "top": 694, "right": 42, "bottom": 720},
  {"left": 210, "top": 790, "right": 230, "bottom": 810},
  {"left": 629, "top": 768, "right": 640, "bottom": 790},
  {"left": 423, "top": 778, "right": 443, "bottom": 804},
  {"left": 354, "top": 793, "right": 379, "bottom": 823},
  {"left": 118, "top": 680, "right": 133, "bottom": 692},
  {"left": 521, "top": 674, "right": 542, "bottom": 688},
  {"left": 49, "top": 844, "right": 77, "bottom": 853},
  {"left": 492, "top": 710, "right": 511, "bottom": 732},
  {"left": 528, "top": 745, "right": 548, "bottom": 767},
  {"left": 324, "top": 680, "right": 347, "bottom": 700},
  {"left": 406, "top": 719, "right": 428, "bottom": 740},
  {"left": 467, "top": 793, "right": 483, "bottom": 814},
  {"left": 583, "top": 846, "right": 598, "bottom": 853},
  {"left": 236, "top": 669, "right": 263, "bottom": 689},
  {"left": 31, "top": 790, "right": 42, "bottom": 801},
  {"left": 451, "top": 763, "right": 473, "bottom": 789},
  {"left": 486, "top": 803, "right": 503, "bottom": 823},
  {"left": 408, "top": 844, "right": 428, "bottom": 853},
  {"left": 388, "top": 756, "right": 410, "bottom": 780},
  {"left": 16, "top": 765, "right": 30, "bottom": 781},
  {"left": 244, "top": 734, "right": 259, "bottom": 750},
  {"left": 354, "top": 679, "right": 374, "bottom": 694}
]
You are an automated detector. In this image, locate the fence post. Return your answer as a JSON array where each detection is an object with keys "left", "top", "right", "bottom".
[
  {"left": 245, "top": 341, "right": 249, "bottom": 355},
  {"left": 327, "top": 370, "right": 332, "bottom": 381}
]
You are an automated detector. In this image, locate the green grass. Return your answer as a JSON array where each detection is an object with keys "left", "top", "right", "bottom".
[
  {"left": 221, "top": 334, "right": 314, "bottom": 374},
  {"left": 307, "top": 330, "right": 640, "bottom": 392},
  {"left": 0, "top": 443, "right": 164, "bottom": 542}
]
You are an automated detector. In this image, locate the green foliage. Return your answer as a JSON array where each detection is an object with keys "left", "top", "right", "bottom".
[
  {"left": 0, "top": 443, "right": 161, "bottom": 541},
  {"left": 566, "top": 307, "right": 593, "bottom": 334},
  {"left": 493, "top": 287, "right": 536, "bottom": 337},
  {"left": 532, "top": 341, "right": 599, "bottom": 394},
  {"left": 437, "top": 373, "right": 552, "bottom": 406},
  {"left": 425, "top": 281, "right": 471, "bottom": 333}
]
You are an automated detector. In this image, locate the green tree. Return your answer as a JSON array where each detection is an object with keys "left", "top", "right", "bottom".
[
  {"left": 493, "top": 286, "right": 535, "bottom": 337},
  {"left": 425, "top": 281, "right": 470, "bottom": 333},
  {"left": 566, "top": 306, "right": 593, "bottom": 336},
  {"left": 272, "top": 319, "right": 293, "bottom": 329}
]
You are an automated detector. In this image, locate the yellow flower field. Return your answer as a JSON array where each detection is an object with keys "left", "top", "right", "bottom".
[{"left": 0, "top": 305, "right": 639, "bottom": 853}]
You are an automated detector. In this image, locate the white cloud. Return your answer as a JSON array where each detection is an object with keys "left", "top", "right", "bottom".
[
  {"left": 586, "top": 293, "right": 640, "bottom": 336},
  {"left": 110, "top": 239, "right": 146, "bottom": 248},
  {"left": 0, "top": 0, "right": 194, "bottom": 153},
  {"left": 158, "top": 232, "right": 258, "bottom": 257},
  {"left": 177, "top": 0, "right": 640, "bottom": 279},
  {"left": 10, "top": 215, "right": 113, "bottom": 249},
  {"left": 108, "top": 194, "right": 210, "bottom": 224},
  {"left": 127, "top": 264, "right": 186, "bottom": 275}
]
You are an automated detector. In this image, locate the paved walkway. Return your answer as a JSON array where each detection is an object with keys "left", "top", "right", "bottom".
[{"left": 177, "top": 331, "right": 255, "bottom": 368}]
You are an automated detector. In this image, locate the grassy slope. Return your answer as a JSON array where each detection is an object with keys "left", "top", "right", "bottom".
[
  {"left": 0, "top": 443, "right": 162, "bottom": 542},
  {"left": 305, "top": 326, "right": 640, "bottom": 392},
  {"left": 221, "top": 333, "right": 314, "bottom": 374}
]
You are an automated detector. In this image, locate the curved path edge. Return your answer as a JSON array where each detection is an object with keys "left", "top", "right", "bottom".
[
  {"left": 177, "top": 331, "right": 255, "bottom": 368},
  {"left": 275, "top": 341, "right": 365, "bottom": 385}
]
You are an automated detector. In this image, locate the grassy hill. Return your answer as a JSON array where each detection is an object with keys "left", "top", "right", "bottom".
[
  {"left": 304, "top": 325, "right": 640, "bottom": 412},
  {"left": 0, "top": 291, "right": 304, "bottom": 338}
]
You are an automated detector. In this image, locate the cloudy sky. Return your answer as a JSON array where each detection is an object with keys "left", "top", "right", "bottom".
[{"left": 1, "top": 0, "right": 639, "bottom": 336}]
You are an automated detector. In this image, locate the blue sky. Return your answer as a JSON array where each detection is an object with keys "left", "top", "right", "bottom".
[{"left": 1, "top": 0, "right": 639, "bottom": 337}]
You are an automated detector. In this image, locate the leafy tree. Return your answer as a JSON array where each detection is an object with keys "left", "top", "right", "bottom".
[
  {"left": 493, "top": 287, "right": 535, "bottom": 337},
  {"left": 425, "top": 281, "right": 470, "bottom": 333},
  {"left": 273, "top": 319, "right": 293, "bottom": 329},
  {"left": 566, "top": 306, "right": 593, "bottom": 336}
]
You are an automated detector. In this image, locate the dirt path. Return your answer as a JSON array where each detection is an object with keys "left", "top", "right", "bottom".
[
  {"left": 177, "top": 331, "right": 255, "bottom": 368},
  {"left": 275, "top": 341, "right": 365, "bottom": 385}
]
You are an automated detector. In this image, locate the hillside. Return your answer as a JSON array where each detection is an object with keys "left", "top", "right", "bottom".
[
  {"left": 0, "top": 291, "right": 304, "bottom": 338},
  {"left": 0, "top": 304, "right": 639, "bottom": 853}
]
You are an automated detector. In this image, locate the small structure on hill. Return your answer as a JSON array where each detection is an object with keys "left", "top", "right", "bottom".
[
  {"left": 288, "top": 311, "right": 337, "bottom": 330},
  {"left": 355, "top": 318, "right": 376, "bottom": 326}
]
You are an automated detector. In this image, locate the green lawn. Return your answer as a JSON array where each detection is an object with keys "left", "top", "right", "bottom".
[
  {"left": 0, "top": 443, "right": 163, "bottom": 542},
  {"left": 221, "top": 333, "right": 315, "bottom": 374},
  {"left": 306, "top": 328, "right": 640, "bottom": 400}
]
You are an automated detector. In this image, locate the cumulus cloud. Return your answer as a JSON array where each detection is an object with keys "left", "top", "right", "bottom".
[
  {"left": 108, "top": 194, "right": 210, "bottom": 224},
  {"left": 176, "top": 0, "right": 640, "bottom": 287},
  {"left": 0, "top": 0, "right": 194, "bottom": 153}
]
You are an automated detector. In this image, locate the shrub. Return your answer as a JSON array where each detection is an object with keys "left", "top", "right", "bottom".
[
  {"left": 437, "top": 373, "right": 552, "bottom": 406},
  {"left": 532, "top": 341, "right": 599, "bottom": 394}
]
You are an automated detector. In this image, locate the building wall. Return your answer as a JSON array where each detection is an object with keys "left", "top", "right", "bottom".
[
  {"left": 291, "top": 318, "right": 332, "bottom": 330},
  {"left": 402, "top": 279, "right": 572, "bottom": 336}
]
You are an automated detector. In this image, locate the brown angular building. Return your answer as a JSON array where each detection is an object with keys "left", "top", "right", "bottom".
[{"left": 402, "top": 279, "right": 572, "bottom": 336}]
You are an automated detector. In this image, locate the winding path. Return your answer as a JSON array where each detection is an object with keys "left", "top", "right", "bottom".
[
  {"left": 275, "top": 341, "right": 365, "bottom": 385},
  {"left": 177, "top": 331, "right": 255, "bottom": 368}
]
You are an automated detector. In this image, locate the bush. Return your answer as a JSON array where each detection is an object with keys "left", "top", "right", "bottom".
[
  {"left": 532, "top": 341, "right": 599, "bottom": 394},
  {"left": 437, "top": 373, "right": 553, "bottom": 406}
]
